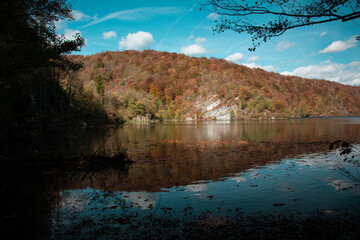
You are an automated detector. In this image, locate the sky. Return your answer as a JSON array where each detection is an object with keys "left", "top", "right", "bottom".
[{"left": 57, "top": 0, "right": 360, "bottom": 86}]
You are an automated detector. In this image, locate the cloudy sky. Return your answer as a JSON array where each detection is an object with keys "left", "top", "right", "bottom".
[{"left": 58, "top": 0, "right": 360, "bottom": 86}]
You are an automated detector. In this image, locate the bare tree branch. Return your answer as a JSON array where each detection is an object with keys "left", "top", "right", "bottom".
[{"left": 200, "top": 0, "right": 360, "bottom": 51}]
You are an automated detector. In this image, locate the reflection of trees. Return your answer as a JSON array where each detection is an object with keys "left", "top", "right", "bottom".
[
  {"left": 112, "top": 140, "right": 332, "bottom": 192},
  {"left": 331, "top": 142, "right": 360, "bottom": 183},
  {"left": 114, "top": 119, "right": 360, "bottom": 145},
  {"left": 0, "top": 165, "right": 130, "bottom": 239},
  {"left": 100, "top": 119, "right": 360, "bottom": 192},
  {"left": 9, "top": 126, "right": 124, "bottom": 162},
  {"left": 1, "top": 168, "right": 62, "bottom": 239},
  {"left": 3, "top": 120, "right": 360, "bottom": 238}
]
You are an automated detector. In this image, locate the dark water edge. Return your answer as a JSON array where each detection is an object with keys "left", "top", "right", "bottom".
[
  {"left": 2, "top": 165, "right": 360, "bottom": 240},
  {"left": 1, "top": 118, "right": 360, "bottom": 239},
  {"left": 3, "top": 176, "right": 360, "bottom": 240},
  {"left": 49, "top": 211, "right": 360, "bottom": 240}
]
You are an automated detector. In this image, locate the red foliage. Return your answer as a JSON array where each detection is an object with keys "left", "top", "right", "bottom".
[{"left": 66, "top": 49, "right": 360, "bottom": 119}]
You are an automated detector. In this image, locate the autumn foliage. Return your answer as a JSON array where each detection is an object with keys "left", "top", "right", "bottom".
[{"left": 64, "top": 50, "right": 360, "bottom": 121}]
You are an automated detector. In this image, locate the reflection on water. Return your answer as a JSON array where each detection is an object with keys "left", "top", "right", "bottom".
[
  {"left": 55, "top": 149, "right": 360, "bottom": 216},
  {"left": 1, "top": 118, "right": 360, "bottom": 238},
  {"left": 104, "top": 118, "right": 360, "bottom": 191},
  {"left": 47, "top": 149, "right": 360, "bottom": 239},
  {"left": 116, "top": 118, "right": 360, "bottom": 144}
]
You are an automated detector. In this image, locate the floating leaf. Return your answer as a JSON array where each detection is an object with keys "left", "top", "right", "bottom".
[{"left": 273, "top": 203, "right": 285, "bottom": 207}]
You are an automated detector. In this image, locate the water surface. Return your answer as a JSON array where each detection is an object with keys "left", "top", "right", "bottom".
[{"left": 2, "top": 118, "right": 360, "bottom": 239}]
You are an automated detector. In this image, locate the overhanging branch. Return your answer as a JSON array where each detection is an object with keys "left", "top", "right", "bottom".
[{"left": 201, "top": 0, "right": 360, "bottom": 51}]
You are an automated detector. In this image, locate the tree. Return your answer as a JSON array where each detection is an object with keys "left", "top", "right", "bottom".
[
  {"left": 0, "top": 0, "right": 85, "bottom": 151},
  {"left": 200, "top": 0, "right": 360, "bottom": 51},
  {"left": 0, "top": 0, "right": 84, "bottom": 77},
  {"left": 95, "top": 75, "right": 105, "bottom": 102}
]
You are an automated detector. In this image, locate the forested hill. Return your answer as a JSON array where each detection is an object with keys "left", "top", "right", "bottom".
[{"left": 64, "top": 50, "right": 360, "bottom": 121}]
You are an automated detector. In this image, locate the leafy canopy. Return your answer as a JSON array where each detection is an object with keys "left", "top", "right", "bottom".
[
  {"left": 200, "top": 0, "right": 360, "bottom": 51},
  {"left": 0, "top": 0, "right": 85, "bottom": 78}
]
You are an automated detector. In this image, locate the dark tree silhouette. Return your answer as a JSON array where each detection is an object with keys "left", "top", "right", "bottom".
[
  {"left": 0, "top": 0, "right": 85, "bottom": 152},
  {"left": 0, "top": 0, "right": 84, "bottom": 77},
  {"left": 200, "top": 0, "right": 360, "bottom": 51}
]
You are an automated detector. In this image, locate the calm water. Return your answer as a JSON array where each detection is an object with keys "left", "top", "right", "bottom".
[{"left": 2, "top": 118, "right": 360, "bottom": 238}]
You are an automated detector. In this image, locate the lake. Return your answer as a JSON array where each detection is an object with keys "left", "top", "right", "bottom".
[{"left": 2, "top": 117, "right": 360, "bottom": 239}]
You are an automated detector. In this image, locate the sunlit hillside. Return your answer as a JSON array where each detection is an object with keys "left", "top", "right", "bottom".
[{"left": 64, "top": 50, "right": 360, "bottom": 122}]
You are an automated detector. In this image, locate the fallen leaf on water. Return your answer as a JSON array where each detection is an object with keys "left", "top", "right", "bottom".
[{"left": 273, "top": 203, "right": 285, "bottom": 207}]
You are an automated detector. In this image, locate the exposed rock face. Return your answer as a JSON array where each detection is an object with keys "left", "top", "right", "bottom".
[{"left": 197, "top": 98, "right": 230, "bottom": 120}]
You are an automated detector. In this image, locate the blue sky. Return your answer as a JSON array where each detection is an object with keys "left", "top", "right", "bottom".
[{"left": 57, "top": 0, "right": 360, "bottom": 85}]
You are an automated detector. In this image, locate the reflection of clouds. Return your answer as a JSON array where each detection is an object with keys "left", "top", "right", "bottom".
[
  {"left": 295, "top": 152, "right": 341, "bottom": 168},
  {"left": 295, "top": 147, "right": 360, "bottom": 181},
  {"left": 59, "top": 190, "right": 88, "bottom": 212},
  {"left": 124, "top": 192, "right": 158, "bottom": 210},
  {"left": 327, "top": 179, "right": 355, "bottom": 191},
  {"left": 185, "top": 184, "right": 209, "bottom": 199},
  {"left": 230, "top": 176, "right": 247, "bottom": 183},
  {"left": 248, "top": 170, "right": 261, "bottom": 179},
  {"left": 185, "top": 184, "right": 208, "bottom": 193}
]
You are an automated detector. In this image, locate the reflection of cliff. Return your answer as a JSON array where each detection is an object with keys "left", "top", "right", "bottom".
[
  {"left": 24, "top": 141, "right": 334, "bottom": 195},
  {"left": 54, "top": 141, "right": 341, "bottom": 193},
  {"left": 3, "top": 119, "right": 360, "bottom": 238},
  {"left": 13, "top": 118, "right": 358, "bottom": 194},
  {"left": 60, "top": 118, "right": 360, "bottom": 192},
  {"left": 115, "top": 141, "right": 333, "bottom": 192},
  {"left": 114, "top": 119, "right": 360, "bottom": 145}
]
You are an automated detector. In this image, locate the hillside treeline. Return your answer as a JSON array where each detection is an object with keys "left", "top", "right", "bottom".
[{"left": 64, "top": 50, "right": 360, "bottom": 121}]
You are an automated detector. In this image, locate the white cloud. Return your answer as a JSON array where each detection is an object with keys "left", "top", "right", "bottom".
[
  {"left": 319, "top": 37, "right": 357, "bottom": 53},
  {"left": 247, "top": 56, "right": 260, "bottom": 63},
  {"left": 63, "top": 29, "right": 81, "bottom": 41},
  {"left": 195, "top": 37, "right": 206, "bottom": 43},
  {"left": 180, "top": 43, "right": 206, "bottom": 55},
  {"left": 281, "top": 61, "right": 360, "bottom": 85},
  {"left": 207, "top": 13, "right": 220, "bottom": 20},
  {"left": 225, "top": 53, "right": 244, "bottom": 62},
  {"left": 71, "top": 10, "right": 93, "bottom": 21},
  {"left": 103, "top": 31, "right": 117, "bottom": 39},
  {"left": 320, "top": 32, "right": 327, "bottom": 37},
  {"left": 243, "top": 62, "right": 276, "bottom": 72},
  {"left": 276, "top": 41, "right": 296, "bottom": 51},
  {"left": 62, "top": 29, "right": 87, "bottom": 46},
  {"left": 348, "top": 61, "right": 360, "bottom": 68},
  {"left": 82, "top": 7, "right": 182, "bottom": 28},
  {"left": 119, "top": 31, "right": 155, "bottom": 50}
]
